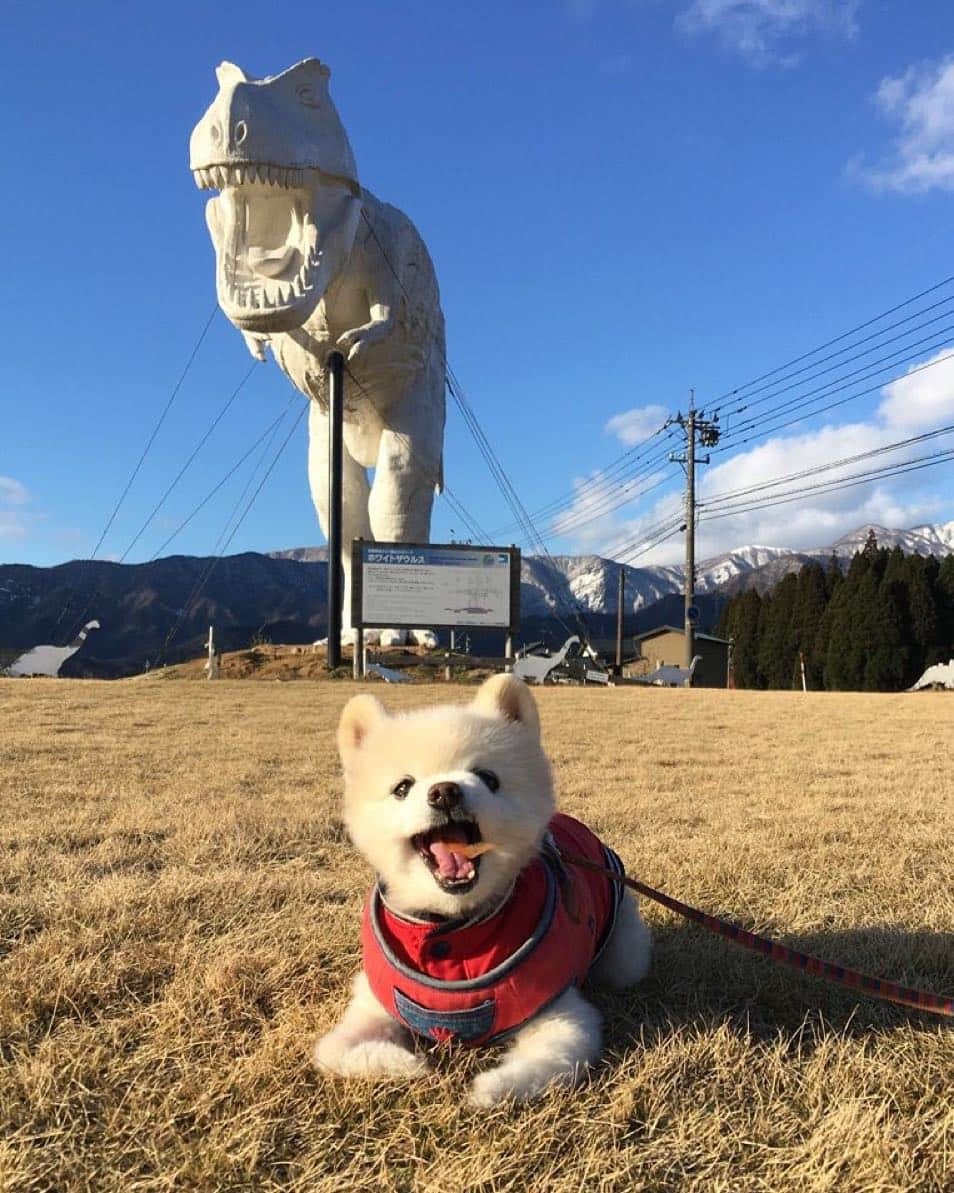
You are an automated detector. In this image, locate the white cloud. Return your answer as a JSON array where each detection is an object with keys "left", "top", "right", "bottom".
[
  {"left": 552, "top": 469, "right": 670, "bottom": 551},
  {"left": 0, "top": 477, "right": 32, "bottom": 541},
  {"left": 0, "top": 479, "right": 40, "bottom": 546},
  {"left": 605, "top": 403, "right": 670, "bottom": 445},
  {"left": 554, "top": 345, "right": 954, "bottom": 562},
  {"left": 676, "top": 0, "right": 859, "bottom": 68},
  {"left": 877, "top": 347, "right": 954, "bottom": 430},
  {"left": 0, "top": 476, "right": 29, "bottom": 507},
  {"left": 851, "top": 56, "right": 954, "bottom": 193},
  {"left": 0, "top": 512, "right": 31, "bottom": 542}
]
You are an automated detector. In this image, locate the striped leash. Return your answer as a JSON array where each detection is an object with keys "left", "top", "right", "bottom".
[{"left": 560, "top": 851, "right": 954, "bottom": 1019}]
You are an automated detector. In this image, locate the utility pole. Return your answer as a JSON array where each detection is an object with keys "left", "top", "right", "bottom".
[
  {"left": 615, "top": 565, "right": 625, "bottom": 674},
  {"left": 684, "top": 403, "right": 696, "bottom": 671},
  {"left": 668, "top": 392, "right": 720, "bottom": 674}
]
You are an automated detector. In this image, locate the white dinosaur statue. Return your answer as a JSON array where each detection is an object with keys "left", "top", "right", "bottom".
[
  {"left": 5, "top": 621, "right": 100, "bottom": 678},
  {"left": 190, "top": 58, "right": 445, "bottom": 646}
]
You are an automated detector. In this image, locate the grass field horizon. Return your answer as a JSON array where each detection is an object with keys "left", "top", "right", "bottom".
[{"left": 2, "top": 679, "right": 952, "bottom": 1191}]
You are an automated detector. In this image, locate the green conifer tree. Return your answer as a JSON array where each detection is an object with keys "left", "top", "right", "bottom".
[
  {"left": 905, "top": 554, "right": 941, "bottom": 674},
  {"left": 864, "top": 574, "right": 909, "bottom": 690},
  {"left": 823, "top": 548, "right": 875, "bottom": 690},
  {"left": 792, "top": 562, "right": 828, "bottom": 689},
  {"left": 757, "top": 572, "right": 798, "bottom": 688},
  {"left": 937, "top": 554, "right": 954, "bottom": 660},
  {"left": 728, "top": 588, "right": 762, "bottom": 688}
]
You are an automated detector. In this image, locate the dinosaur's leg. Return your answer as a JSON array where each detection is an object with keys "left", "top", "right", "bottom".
[
  {"left": 369, "top": 381, "right": 443, "bottom": 647},
  {"left": 307, "top": 400, "right": 371, "bottom": 639}
]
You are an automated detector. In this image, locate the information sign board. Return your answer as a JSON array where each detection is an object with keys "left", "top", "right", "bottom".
[{"left": 352, "top": 541, "right": 520, "bottom": 631}]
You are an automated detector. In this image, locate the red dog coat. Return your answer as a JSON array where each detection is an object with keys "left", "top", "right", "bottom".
[{"left": 362, "top": 812, "right": 625, "bottom": 1046}]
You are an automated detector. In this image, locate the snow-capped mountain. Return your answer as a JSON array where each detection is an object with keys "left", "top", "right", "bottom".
[
  {"left": 828, "top": 521, "right": 954, "bottom": 558},
  {"left": 511, "top": 521, "right": 954, "bottom": 613},
  {"left": 694, "top": 545, "right": 795, "bottom": 592},
  {"left": 268, "top": 520, "right": 954, "bottom": 616},
  {"left": 4, "top": 521, "right": 950, "bottom": 677},
  {"left": 519, "top": 554, "right": 683, "bottom": 616}
]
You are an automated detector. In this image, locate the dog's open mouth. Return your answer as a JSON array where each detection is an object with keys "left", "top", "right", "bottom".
[{"left": 411, "top": 821, "right": 482, "bottom": 892}]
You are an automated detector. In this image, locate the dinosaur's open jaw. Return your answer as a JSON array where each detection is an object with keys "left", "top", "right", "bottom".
[{"left": 195, "top": 164, "right": 344, "bottom": 333}]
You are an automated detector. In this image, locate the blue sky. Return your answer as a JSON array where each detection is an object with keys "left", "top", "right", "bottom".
[{"left": 2, "top": 0, "right": 954, "bottom": 569}]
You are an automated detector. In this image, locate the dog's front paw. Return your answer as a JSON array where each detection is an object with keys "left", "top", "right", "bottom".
[
  {"left": 314, "top": 1034, "right": 428, "bottom": 1080},
  {"left": 468, "top": 1061, "right": 575, "bottom": 1108}
]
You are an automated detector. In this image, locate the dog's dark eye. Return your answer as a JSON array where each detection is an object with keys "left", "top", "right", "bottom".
[
  {"left": 474, "top": 769, "right": 500, "bottom": 792},
  {"left": 391, "top": 776, "right": 414, "bottom": 800}
]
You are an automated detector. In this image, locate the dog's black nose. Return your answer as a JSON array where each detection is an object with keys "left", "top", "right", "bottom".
[{"left": 427, "top": 781, "right": 462, "bottom": 810}]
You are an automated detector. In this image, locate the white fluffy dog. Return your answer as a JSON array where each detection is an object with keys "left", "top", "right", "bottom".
[{"left": 314, "top": 674, "right": 651, "bottom": 1106}]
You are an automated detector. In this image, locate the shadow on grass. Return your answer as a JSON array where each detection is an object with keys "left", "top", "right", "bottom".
[{"left": 594, "top": 919, "right": 954, "bottom": 1050}]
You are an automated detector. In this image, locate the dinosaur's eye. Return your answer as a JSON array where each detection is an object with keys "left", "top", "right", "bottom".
[
  {"left": 474, "top": 769, "right": 500, "bottom": 792},
  {"left": 296, "top": 85, "right": 320, "bottom": 108},
  {"left": 391, "top": 777, "right": 414, "bottom": 800}
]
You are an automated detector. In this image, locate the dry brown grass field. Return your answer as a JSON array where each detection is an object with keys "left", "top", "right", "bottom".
[{"left": 1, "top": 677, "right": 952, "bottom": 1192}]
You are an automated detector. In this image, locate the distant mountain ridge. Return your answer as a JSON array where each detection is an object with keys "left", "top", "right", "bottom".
[{"left": 2, "top": 521, "right": 952, "bottom": 676}]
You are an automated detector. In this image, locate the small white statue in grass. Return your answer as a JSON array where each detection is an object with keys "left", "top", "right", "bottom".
[{"left": 190, "top": 58, "right": 445, "bottom": 647}]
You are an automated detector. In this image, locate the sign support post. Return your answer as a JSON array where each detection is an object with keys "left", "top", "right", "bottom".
[{"left": 326, "top": 351, "right": 344, "bottom": 670}]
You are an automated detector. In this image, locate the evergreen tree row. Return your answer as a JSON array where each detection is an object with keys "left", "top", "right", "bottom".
[{"left": 716, "top": 531, "right": 954, "bottom": 691}]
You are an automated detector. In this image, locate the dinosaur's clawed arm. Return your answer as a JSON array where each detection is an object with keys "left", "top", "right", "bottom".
[
  {"left": 242, "top": 332, "right": 269, "bottom": 362},
  {"left": 336, "top": 301, "right": 395, "bottom": 362}
]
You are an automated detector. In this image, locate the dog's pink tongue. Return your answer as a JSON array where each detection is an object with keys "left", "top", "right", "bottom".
[{"left": 428, "top": 827, "right": 473, "bottom": 880}]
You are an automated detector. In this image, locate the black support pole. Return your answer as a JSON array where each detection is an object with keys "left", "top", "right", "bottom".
[{"left": 327, "top": 351, "right": 344, "bottom": 670}]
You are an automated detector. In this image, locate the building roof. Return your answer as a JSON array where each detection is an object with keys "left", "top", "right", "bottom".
[{"left": 634, "top": 625, "right": 730, "bottom": 646}]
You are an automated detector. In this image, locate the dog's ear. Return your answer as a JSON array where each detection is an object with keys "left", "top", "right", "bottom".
[
  {"left": 337, "top": 694, "right": 387, "bottom": 765},
  {"left": 472, "top": 674, "right": 540, "bottom": 739}
]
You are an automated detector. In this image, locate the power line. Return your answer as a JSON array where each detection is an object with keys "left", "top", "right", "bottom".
[
  {"left": 51, "top": 304, "right": 220, "bottom": 643},
  {"left": 335, "top": 357, "right": 491, "bottom": 547},
  {"left": 359, "top": 207, "right": 593, "bottom": 639},
  {"left": 441, "top": 486, "right": 492, "bottom": 543},
  {"left": 699, "top": 447, "right": 954, "bottom": 524},
  {"left": 118, "top": 361, "right": 259, "bottom": 563},
  {"left": 701, "top": 423, "right": 954, "bottom": 511},
  {"left": 490, "top": 421, "right": 675, "bottom": 537},
  {"left": 714, "top": 307, "right": 954, "bottom": 427},
  {"left": 615, "top": 518, "right": 686, "bottom": 566},
  {"left": 157, "top": 399, "right": 309, "bottom": 664},
  {"left": 534, "top": 454, "right": 679, "bottom": 542},
  {"left": 89, "top": 305, "right": 220, "bottom": 562},
  {"left": 714, "top": 348, "right": 954, "bottom": 454},
  {"left": 715, "top": 330, "right": 954, "bottom": 452},
  {"left": 207, "top": 401, "right": 295, "bottom": 557},
  {"left": 708, "top": 275, "right": 954, "bottom": 410},
  {"left": 148, "top": 395, "right": 299, "bottom": 560}
]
